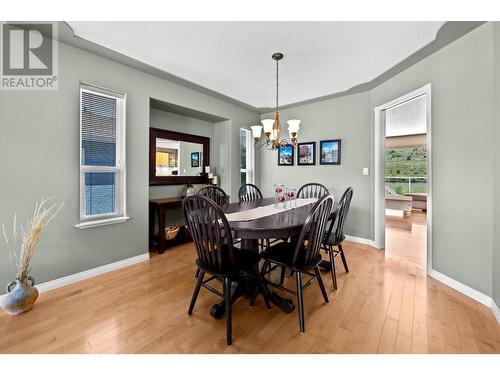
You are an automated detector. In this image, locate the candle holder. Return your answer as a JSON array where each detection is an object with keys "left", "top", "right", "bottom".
[
  {"left": 274, "top": 184, "right": 286, "bottom": 209},
  {"left": 287, "top": 187, "right": 297, "bottom": 208}
]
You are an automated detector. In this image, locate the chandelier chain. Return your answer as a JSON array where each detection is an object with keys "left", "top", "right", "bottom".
[{"left": 276, "top": 58, "right": 279, "bottom": 110}]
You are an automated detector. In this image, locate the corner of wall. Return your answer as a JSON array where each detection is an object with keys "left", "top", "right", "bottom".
[{"left": 492, "top": 21, "right": 500, "bottom": 309}]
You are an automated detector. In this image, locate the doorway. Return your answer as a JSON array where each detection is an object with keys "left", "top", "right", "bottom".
[{"left": 374, "top": 84, "right": 432, "bottom": 271}]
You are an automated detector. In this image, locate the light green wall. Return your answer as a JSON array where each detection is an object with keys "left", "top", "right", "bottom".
[
  {"left": 371, "top": 22, "right": 494, "bottom": 296},
  {"left": 493, "top": 22, "right": 500, "bottom": 308},
  {"left": 0, "top": 33, "right": 258, "bottom": 288},
  {"left": 259, "top": 23, "right": 496, "bottom": 297},
  {"left": 260, "top": 92, "right": 371, "bottom": 239}
]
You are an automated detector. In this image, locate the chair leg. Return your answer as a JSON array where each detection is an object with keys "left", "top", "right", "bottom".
[
  {"left": 266, "top": 238, "right": 270, "bottom": 249},
  {"left": 296, "top": 271, "right": 305, "bottom": 334},
  {"left": 261, "top": 260, "right": 270, "bottom": 278},
  {"left": 188, "top": 269, "right": 205, "bottom": 314},
  {"left": 194, "top": 267, "right": 200, "bottom": 279},
  {"left": 256, "top": 267, "right": 272, "bottom": 310},
  {"left": 250, "top": 265, "right": 268, "bottom": 308},
  {"left": 250, "top": 284, "right": 259, "bottom": 307},
  {"left": 338, "top": 244, "right": 349, "bottom": 273},
  {"left": 329, "top": 245, "right": 337, "bottom": 290},
  {"left": 315, "top": 266, "right": 329, "bottom": 304},
  {"left": 223, "top": 277, "right": 233, "bottom": 345},
  {"left": 279, "top": 266, "right": 286, "bottom": 285}
]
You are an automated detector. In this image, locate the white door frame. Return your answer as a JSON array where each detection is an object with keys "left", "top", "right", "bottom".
[{"left": 374, "top": 83, "right": 432, "bottom": 272}]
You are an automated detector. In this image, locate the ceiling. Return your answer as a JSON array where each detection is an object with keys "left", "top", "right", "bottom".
[
  {"left": 68, "top": 22, "right": 445, "bottom": 109},
  {"left": 386, "top": 95, "right": 427, "bottom": 137}
]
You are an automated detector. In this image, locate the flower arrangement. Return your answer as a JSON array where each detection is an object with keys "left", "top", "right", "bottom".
[
  {"left": 274, "top": 184, "right": 297, "bottom": 209},
  {"left": 1, "top": 198, "right": 63, "bottom": 282}
]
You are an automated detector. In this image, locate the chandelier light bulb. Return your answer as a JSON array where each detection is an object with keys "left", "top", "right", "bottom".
[
  {"left": 261, "top": 119, "right": 274, "bottom": 136},
  {"left": 250, "top": 125, "right": 263, "bottom": 141},
  {"left": 287, "top": 119, "right": 301, "bottom": 139}
]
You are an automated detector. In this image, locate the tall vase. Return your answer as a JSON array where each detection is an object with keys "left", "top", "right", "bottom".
[{"left": 1, "top": 276, "right": 39, "bottom": 316}]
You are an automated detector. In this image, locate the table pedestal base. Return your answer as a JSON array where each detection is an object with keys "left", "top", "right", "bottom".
[
  {"left": 209, "top": 239, "right": 295, "bottom": 319},
  {"left": 319, "top": 259, "right": 333, "bottom": 271},
  {"left": 209, "top": 284, "right": 295, "bottom": 319}
]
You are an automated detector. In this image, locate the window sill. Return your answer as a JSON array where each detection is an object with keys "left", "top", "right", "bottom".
[{"left": 75, "top": 216, "right": 130, "bottom": 229}]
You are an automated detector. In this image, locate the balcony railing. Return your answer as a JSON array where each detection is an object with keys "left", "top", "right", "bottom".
[{"left": 385, "top": 176, "right": 427, "bottom": 196}]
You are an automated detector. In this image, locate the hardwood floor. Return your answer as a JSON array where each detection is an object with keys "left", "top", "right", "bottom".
[
  {"left": 1, "top": 240, "right": 499, "bottom": 353},
  {"left": 386, "top": 210, "right": 427, "bottom": 269}
]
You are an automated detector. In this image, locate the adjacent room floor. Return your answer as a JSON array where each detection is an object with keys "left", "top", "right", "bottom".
[
  {"left": 385, "top": 210, "right": 427, "bottom": 270},
  {"left": 1, "top": 240, "right": 499, "bottom": 354}
]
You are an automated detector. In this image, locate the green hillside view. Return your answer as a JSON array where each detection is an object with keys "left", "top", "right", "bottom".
[
  {"left": 385, "top": 147, "right": 427, "bottom": 176},
  {"left": 385, "top": 147, "right": 427, "bottom": 194}
]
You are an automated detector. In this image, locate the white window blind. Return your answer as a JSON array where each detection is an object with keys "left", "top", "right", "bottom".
[{"left": 78, "top": 84, "right": 127, "bottom": 228}]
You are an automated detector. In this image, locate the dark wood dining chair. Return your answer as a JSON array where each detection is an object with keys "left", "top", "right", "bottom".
[
  {"left": 183, "top": 195, "right": 270, "bottom": 345},
  {"left": 238, "top": 183, "right": 263, "bottom": 202},
  {"left": 297, "top": 183, "right": 329, "bottom": 199},
  {"left": 276, "top": 182, "right": 329, "bottom": 284},
  {"left": 321, "top": 187, "right": 353, "bottom": 290},
  {"left": 198, "top": 185, "right": 229, "bottom": 206},
  {"left": 259, "top": 195, "right": 334, "bottom": 334}
]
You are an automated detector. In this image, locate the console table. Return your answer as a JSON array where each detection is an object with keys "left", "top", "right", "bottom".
[{"left": 149, "top": 197, "right": 188, "bottom": 254}]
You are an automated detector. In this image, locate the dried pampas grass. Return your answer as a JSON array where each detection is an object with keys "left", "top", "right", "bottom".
[{"left": 1, "top": 198, "right": 63, "bottom": 281}]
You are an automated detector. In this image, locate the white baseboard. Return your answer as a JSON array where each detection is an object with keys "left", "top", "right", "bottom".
[
  {"left": 344, "top": 235, "right": 377, "bottom": 248},
  {"left": 492, "top": 299, "right": 500, "bottom": 325},
  {"left": 0, "top": 253, "right": 150, "bottom": 304},
  {"left": 428, "top": 269, "right": 492, "bottom": 307}
]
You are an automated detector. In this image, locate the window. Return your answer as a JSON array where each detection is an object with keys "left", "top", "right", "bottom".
[
  {"left": 77, "top": 84, "right": 128, "bottom": 229},
  {"left": 240, "top": 128, "right": 254, "bottom": 185}
]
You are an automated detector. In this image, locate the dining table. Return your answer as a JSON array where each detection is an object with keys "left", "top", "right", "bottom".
[{"left": 207, "top": 197, "right": 338, "bottom": 319}]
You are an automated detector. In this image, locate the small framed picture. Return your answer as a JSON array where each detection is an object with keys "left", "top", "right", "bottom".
[
  {"left": 297, "top": 142, "right": 316, "bottom": 166},
  {"left": 319, "top": 139, "right": 341, "bottom": 165},
  {"left": 278, "top": 144, "right": 294, "bottom": 166},
  {"left": 191, "top": 152, "right": 200, "bottom": 167}
]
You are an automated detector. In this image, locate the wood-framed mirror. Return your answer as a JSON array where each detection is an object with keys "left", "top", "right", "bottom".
[{"left": 149, "top": 127, "right": 210, "bottom": 186}]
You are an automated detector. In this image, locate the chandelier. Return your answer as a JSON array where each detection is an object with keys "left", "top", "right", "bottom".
[{"left": 251, "top": 53, "right": 301, "bottom": 151}]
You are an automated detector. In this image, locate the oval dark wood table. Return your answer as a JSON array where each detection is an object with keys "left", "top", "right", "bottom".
[{"left": 208, "top": 197, "right": 338, "bottom": 319}]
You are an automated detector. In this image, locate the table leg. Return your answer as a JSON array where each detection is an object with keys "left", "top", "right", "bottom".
[
  {"left": 158, "top": 206, "right": 166, "bottom": 254},
  {"left": 209, "top": 238, "right": 295, "bottom": 319}
]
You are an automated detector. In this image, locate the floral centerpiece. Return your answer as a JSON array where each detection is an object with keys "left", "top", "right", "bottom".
[{"left": 274, "top": 184, "right": 297, "bottom": 209}]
